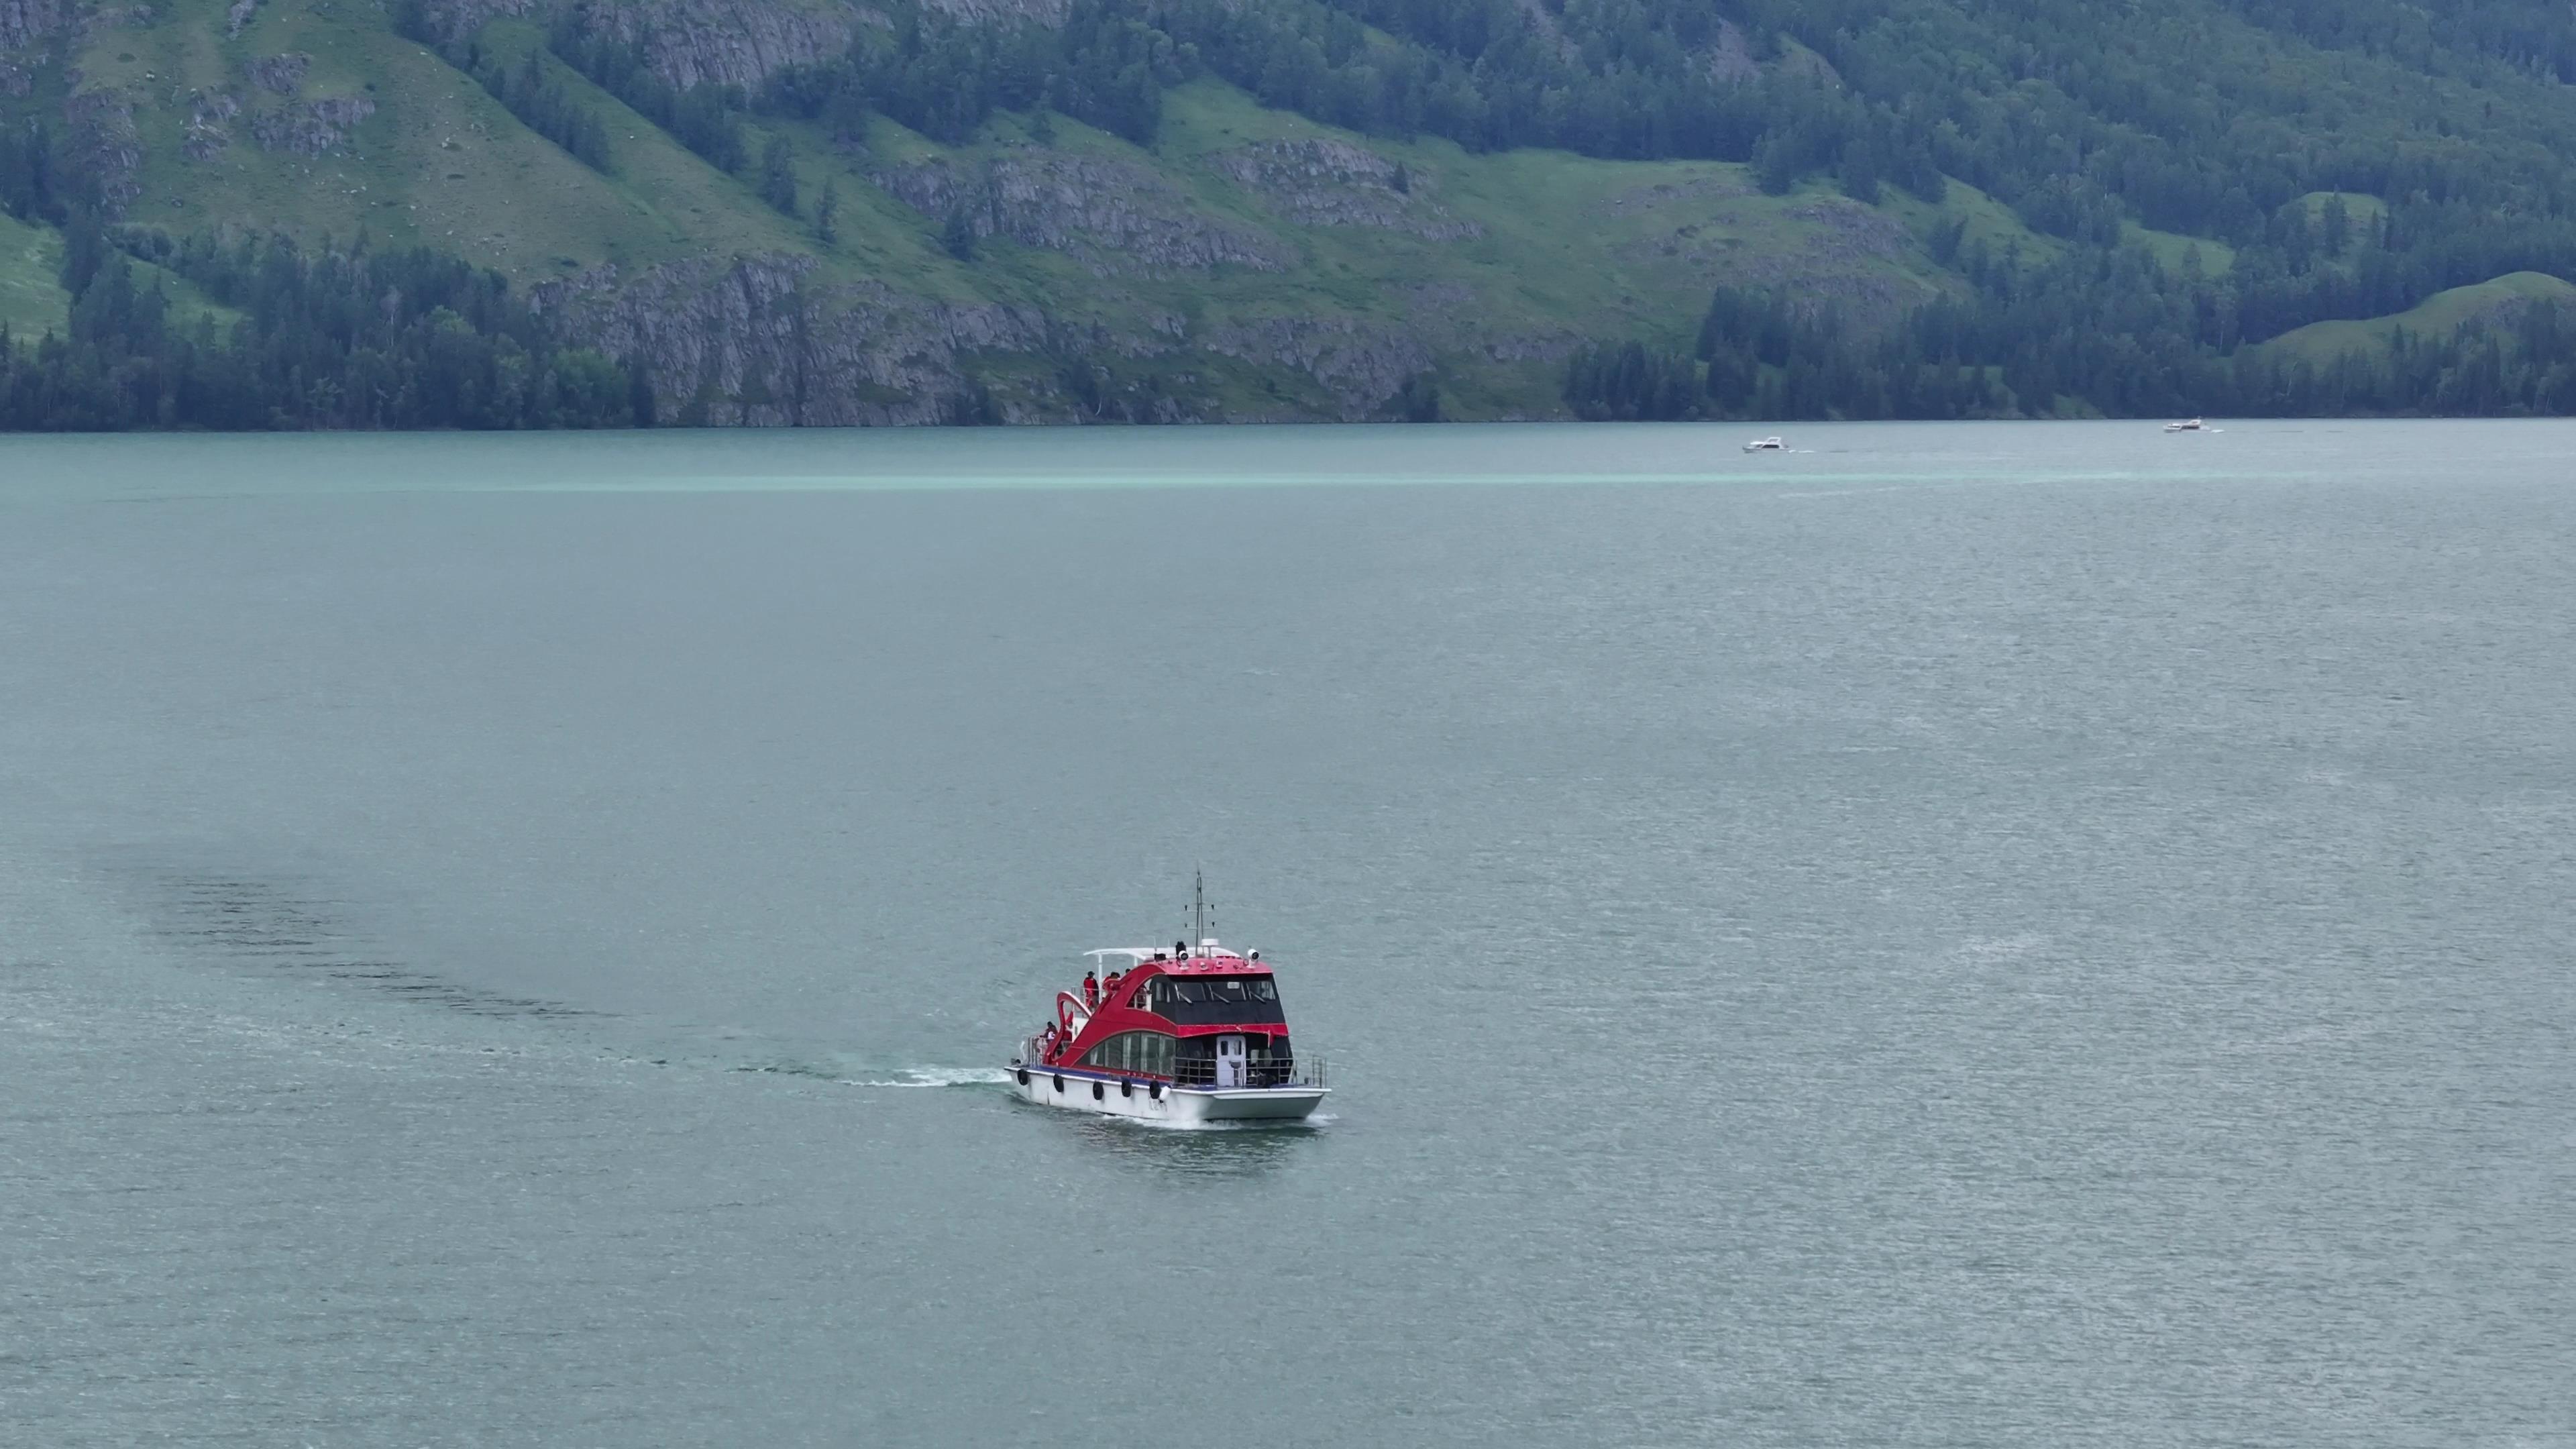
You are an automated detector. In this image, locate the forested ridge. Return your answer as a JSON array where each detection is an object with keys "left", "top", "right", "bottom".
[
  {"left": 1568, "top": 199, "right": 2576, "bottom": 421},
  {"left": 7, "top": 0, "right": 2576, "bottom": 424},
  {"left": 722, "top": 0, "right": 2576, "bottom": 254},
  {"left": 0, "top": 215, "right": 645, "bottom": 429}
]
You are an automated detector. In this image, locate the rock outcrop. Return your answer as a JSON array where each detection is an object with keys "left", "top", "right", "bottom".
[
  {"left": 534, "top": 244, "right": 1449, "bottom": 423},
  {"left": 559, "top": 0, "right": 856, "bottom": 91},
  {"left": 1783, "top": 199, "right": 1910, "bottom": 261},
  {"left": 250, "top": 96, "right": 375, "bottom": 156},
  {"left": 876, "top": 152, "right": 1293, "bottom": 277},
  {"left": 1, "top": 0, "right": 67, "bottom": 48},
  {"left": 536, "top": 254, "right": 1055, "bottom": 425},
  {"left": 1604, "top": 174, "right": 1752, "bottom": 214},
  {"left": 1, "top": 0, "right": 69, "bottom": 96},
  {"left": 247, "top": 52, "right": 310, "bottom": 94},
  {"left": 404, "top": 0, "right": 535, "bottom": 44},
  {"left": 63, "top": 88, "right": 143, "bottom": 216},
  {"left": 1202, "top": 315, "right": 1430, "bottom": 420},
  {"left": 482, "top": 0, "right": 1068, "bottom": 94},
  {"left": 184, "top": 89, "right": 241, "bottom": 160},
  {"left": 1703, "top": 18, "right": 1758, "bottom": 85},
  {"left": 1385, "top": 280, "right": 1582, "bottom": 372},
  {"left": 1214, "top": 140, "right": 1480, "bottom": 240},
  {"left": 918, "top": 0, "right": 1065, "bottom": 25}
]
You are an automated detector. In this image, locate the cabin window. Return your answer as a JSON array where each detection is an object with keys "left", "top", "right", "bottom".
[
  {"left": 1143, "top": 975, "right": 1287, "bottom": 1026},
  {"left": 1080, "top": 1030, "right": 1175, "bottom": 1077}
]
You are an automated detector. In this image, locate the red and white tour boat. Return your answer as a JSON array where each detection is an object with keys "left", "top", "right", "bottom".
[{"left": 1010, "top": 881, "right": 1328, "bottom": 1124}]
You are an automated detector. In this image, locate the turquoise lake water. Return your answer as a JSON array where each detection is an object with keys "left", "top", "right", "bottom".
[{"left": 4, "top": 421, "right": 2571, "bottom": 1445}]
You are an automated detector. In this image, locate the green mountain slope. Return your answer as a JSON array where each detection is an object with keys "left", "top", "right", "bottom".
[
  {"left": 0, "top": 207, "right": 66, "bottom": 338},
  {"left": 6, "top": 0, "right": 2576, "bottom": 424},
  {"left": 2259, "top": 272, "right": 2576, "bottom": 366}
]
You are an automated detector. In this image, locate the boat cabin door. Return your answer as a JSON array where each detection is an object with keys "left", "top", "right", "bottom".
[{"left": 1215, "top": 1035, "right": 1246, "bottom": 1089}]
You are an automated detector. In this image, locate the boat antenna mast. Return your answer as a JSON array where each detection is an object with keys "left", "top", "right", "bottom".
[{"left": 1191, "top": 866, "right": 1208, "bottom": 951}]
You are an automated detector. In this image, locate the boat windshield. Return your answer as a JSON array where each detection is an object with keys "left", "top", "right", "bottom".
[{"left": 1142, "top": 974, "right": 1287, "bottom": 1025}]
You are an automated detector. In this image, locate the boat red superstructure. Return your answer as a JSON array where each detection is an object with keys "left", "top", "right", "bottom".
[{"left": 1009, "top": 899, "right": 1328, "bottom": 1122}]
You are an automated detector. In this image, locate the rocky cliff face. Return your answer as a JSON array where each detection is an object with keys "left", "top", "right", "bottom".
[
  {"left": 561, "top": 0, "right": 857, "bottom": 90},
  {"left": 0, "top": 0, "right": 68, "bottom": 96},
  {"left": 1703, "top": 18, "right": 1758, "bottom": 84},
  {"left": 184, "top": 89, "right": 241, "bottom": 160},
  {"left": 1203, "top": 315, "right": 1430, "bottom": 419},
  {"left": 535, "top": 242, "right": 1454, "bottom": 424},
  {"left": 0, "top": 0, "right": 65, "bottom": 50},
  {"left": 876, "top": 151, "right": 1293, "bottom": 277},
  {"left": 556, "top": 0, "right": 1077, "bottom": 93},
  {"left": 250, "top": 96, "right": 374, "bottom": 156},
  {"left": 407, "top": 0, "right": 537, "bottom": 44},
  {"left": 536, "top": 253, "right": 1055, "bottom": 424},
  {"left": 918, "top": 0, "right": 1064, "bottom": 25},
  {"left": 247, "top": 52, "right": 310, "bottom": 94},
  {"left": 1214, "top": 140, "right": 1480, "bottom": 240},
  {"left": 63, "top": 86, "right": 143, "bottom": 217}
]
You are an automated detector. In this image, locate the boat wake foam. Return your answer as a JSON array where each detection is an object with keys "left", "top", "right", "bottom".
[
  {"left": 839, "top": 1066, "right": 1014, "bottom": 1089},
  {"left": 729, "top": 1056, "right": 1016, "bottom": 1087}
]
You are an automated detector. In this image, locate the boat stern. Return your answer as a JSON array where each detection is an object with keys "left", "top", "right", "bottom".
[{"left": 1169, "top": 1085, "right": 1330, "bottom": 1122}]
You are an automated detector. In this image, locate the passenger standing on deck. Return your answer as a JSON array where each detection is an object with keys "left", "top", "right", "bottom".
[
  {"left": 1082, "top": 971, "right": 1099, "bottom": 1010},
  {"left": 1103, "top": 970, "right": 1123, "bottom": 1003}
]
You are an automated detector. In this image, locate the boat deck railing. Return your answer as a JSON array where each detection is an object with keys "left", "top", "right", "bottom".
[
  {"left": 1017, "top": 1038, "right": 1326, "bottom": 1091},
  {"left": 1170, "top": 1057, "right": 1324, "bottom": 1090}
]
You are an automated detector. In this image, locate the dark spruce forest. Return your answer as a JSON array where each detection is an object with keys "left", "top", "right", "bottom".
[{"left": 6, "top": 0, "right": 2576, "bottom": 426}]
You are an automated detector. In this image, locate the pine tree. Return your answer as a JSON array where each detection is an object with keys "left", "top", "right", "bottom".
[
  {"left": 1394, "top": 372, "right": 1440, "bottom": 421},
  {"left": 759, "top": 136, "right": 799, "bottom": 217}
]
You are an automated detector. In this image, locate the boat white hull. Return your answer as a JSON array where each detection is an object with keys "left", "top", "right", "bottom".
[{"left": 1009, "top": 1063, "right": 1328, "bottom": 1123}]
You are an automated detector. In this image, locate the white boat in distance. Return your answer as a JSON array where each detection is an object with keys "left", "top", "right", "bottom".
[
  {"left": 1743, "top": 435, "right": 1785, "bottom": 452},
  {"left": 2163, "top": 417, "right": 2206, "bottom": 432}
]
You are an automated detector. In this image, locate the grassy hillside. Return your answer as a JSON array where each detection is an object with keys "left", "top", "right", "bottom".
[
  {"left": 17, "top": 0, "right": 2056, "bottom": 419},
  {"left": 92, "top": 6, "right": 818, "bottom": 276},
  {"left": 0, "top": 207, "right": 237, "bottom": 339},
  {"left": 860, "top": 79, "right": 1982, "bottom": 413},
  {"left": 2259, "top": 272, "right": 2576, "bottom": 366},
  {"left": 0, "top": 209, "right": 67, "bottom": 339},
  {"left": 77, "top": 0, "right": 1978, "bottom": 306},
  {"left": 7, "top": 0, "right": 2574, "bottom": 423}
]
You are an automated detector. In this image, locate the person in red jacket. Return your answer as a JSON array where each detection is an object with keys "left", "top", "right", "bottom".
[{"left": 1081, "top": 971, "right": 1099, "bottom": 1010}]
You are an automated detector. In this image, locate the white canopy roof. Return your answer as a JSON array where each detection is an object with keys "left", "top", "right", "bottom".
[{"left": 1084, "top": 942, "right": 1245, "bottom": 963}]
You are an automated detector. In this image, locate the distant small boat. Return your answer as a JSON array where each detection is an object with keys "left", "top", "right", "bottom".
[
  {"left": 1742, "top": 435, "right": 1785, "bottom": 452},
  {"left": 2163, "top": 417, "right": 2205, "bottom": 432}
]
